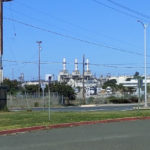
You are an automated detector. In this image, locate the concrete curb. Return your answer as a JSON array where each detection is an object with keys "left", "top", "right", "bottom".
[{"left": 1, "top": 116, "right": 150, "bottom": 135}]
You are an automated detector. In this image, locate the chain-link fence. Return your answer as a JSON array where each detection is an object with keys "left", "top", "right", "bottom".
[
  {"left": 7, "top": 92, "right": 150, "bottom": 109},
  {"left": 77, "top": 93, "right": 146, "bottom": 105},
  {"left": 7, "top": 92, "right": 64, "bottom": 109}
]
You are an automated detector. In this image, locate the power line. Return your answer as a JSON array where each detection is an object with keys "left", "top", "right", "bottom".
[
  {"left": 14, "top": 1, "right": 93, "bottom": 31},
  {"left": 92, "top": 0, "right": 149, "bottom": 22},
  {"left": 107, "top": 0, "right": 150, "bottom": 20},
  {"left": 90, "top": 63, "right": 150, "bottom": 69},
  {"left": 5, "top": 1, "right": 145, "bottom": 52},
  {"left": 4, "top": 17, "right": 146, "bottom": 57},
  {"left": 8, "top": 3, "right": 16, "bottom": 36},
  {"left": 3, "top": 59, "right": 150, "bottom": 69},
  {"left": 4, "top": 6, "right": 73, "bottom": 34},
  {"left": 3, "top": 59, "right": 62, "bottom": 64}
]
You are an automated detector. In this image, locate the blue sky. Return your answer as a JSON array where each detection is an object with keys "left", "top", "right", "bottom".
[{"left": 3, "top": 0, "right": 150, "bottom": 80}]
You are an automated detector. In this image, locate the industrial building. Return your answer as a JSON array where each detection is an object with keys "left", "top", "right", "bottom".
[
  {"left": 21, "top": 57, "right": 150, "bottom": 98},
  {"left": 57, "top": 58, "right": 150, "bottom": 97},
  {"left": 58, "top": 58, "right": 100, "bottom": 96}
]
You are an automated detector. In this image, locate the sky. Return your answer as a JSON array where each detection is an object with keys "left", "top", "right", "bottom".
[{"left": 2, "top": 0, "right": 150, "bottom": 81}]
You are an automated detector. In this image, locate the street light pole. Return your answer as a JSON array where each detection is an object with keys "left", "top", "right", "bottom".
[{"left": 137, "top": 20, "right": 148, "bottom": 107}]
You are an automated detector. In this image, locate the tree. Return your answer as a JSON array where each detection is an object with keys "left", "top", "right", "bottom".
[
  {"left": 123, "top": 87, "right": 135, "bottom": 94},
  {"left": 102, "top": 79, "right": 118, "bottom": 91},
  {"left": 46, "top": 82, "right": 76, "bottom": 105},
  {"left": 126, "top": 78, "right": 131, "bottom": 81},
  {"left": 2, "top": 78, "right": 21, "bottom": 95},
  {"left": 117, "top": 84, "right": 125, "bottom": 93},
  {"left": 24, "top": 84, "right": 39, "bottom": 94},
  {"left": 147, "top": 83, "right": 150, "bottom": 93},
  {"left": 133, "top": 71, "right": 143, "bottom": 91},
  {"left": 134, "top": 72, "right": 139, "bottom": 78}
]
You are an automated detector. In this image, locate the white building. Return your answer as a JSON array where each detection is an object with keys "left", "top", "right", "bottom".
[{"left": 110, "top": 75, "right": 150, "bottom": 88}]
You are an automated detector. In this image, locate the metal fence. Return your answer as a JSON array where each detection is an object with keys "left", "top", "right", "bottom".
[
  {"left": 7, "top": 92, "right": 150, "bottom": 109},
  {"left": 77, "top": 93, "right": 145, "bottom": 105},
  {"left": 7, "top": 92, "right": 63, "bottom": 109}
]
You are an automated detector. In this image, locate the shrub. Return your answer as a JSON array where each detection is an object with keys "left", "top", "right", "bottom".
[
  {"left": 34, "top": 102, "right": 39, "bottom": 107},
  {"left": 107, "top": 96, "right": 138, "bottom": 104},
  {"left": 129, "top": 96, "right": 138, "bottom": 103},
  {"left": 86, "top": 97, "right": 95, "bottom": 104}
]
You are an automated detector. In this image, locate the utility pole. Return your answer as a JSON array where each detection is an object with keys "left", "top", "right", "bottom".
[
  {"left": 82, "top": 54, "right": 85, "bottom": 104},
  {"left": 36, "top": 41, "right": 42, "bottom": 96},
  {"left": 137, "top": 20, "right": 148, "bottom": 107},
  {"left": 0, "top": 0, "right": 12, "bottom": 84}
]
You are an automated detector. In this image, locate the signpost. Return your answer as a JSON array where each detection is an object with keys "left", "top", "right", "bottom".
[
  {"left": 48, "top": 76, "right": 51, "bottom": 121},
  {"left": 138, "top": 77, "right": 143, "bottom": 110},
  {"left": 41, "top": 83, "right": 46, "bottom": 111}
]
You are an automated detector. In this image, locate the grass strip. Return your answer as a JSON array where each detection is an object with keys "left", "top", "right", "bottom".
[{"left": 0, "top": 110, "right": 150, "bottom": 131}]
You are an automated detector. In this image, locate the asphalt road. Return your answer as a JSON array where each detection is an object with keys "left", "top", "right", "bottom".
[
  {"left": 1, "top": 119, "right": 150, "bottom": 150},
  {"left": 32, "top": 103, "right": 139, "bottom": 112}
]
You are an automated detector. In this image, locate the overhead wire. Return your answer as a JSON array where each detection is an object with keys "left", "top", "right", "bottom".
[
  {"left": 4, "top": 6, "right": 74, "bottom": 34},
  {"left": 89, "top": 63, "right": 150, "bottom": 69},
  {"left": 3, "top": 59, "right": 62, "bottom": 65},
  {"left": 107, "top": 0, "right": 150, "bottom": 20},
  {"left": 8, "top": 3, "right": 16, "bottom": 36},
  {"left": 12, "top": 1, "right": 144, "bottom": 51},
  {"left": 4, "top": 17, "right": 147, "bottom": 57},
  {"left": 92, "top": 0, "right": 149, "bottom": 22},
  {"left": 3, "top": 59, "right": 150, "bottom": 69},
  {"left": 5, "top": 5, "right": 129, "bottom": 52}
]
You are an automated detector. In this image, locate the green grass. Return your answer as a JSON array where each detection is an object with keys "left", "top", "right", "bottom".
[{"left": 0, "top": 110, "right": 150, "bottom": 131}]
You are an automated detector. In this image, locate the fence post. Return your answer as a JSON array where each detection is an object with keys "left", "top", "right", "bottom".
[{"left": 25, "top": 91, "right": 30, "bottom": 110}]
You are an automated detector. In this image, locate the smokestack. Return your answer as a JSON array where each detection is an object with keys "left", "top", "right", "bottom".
[
  {"left": 63, "top": 58, "right": 66, "bottom": 71},
  {"left": 86, "top": 59, "right": 89, "bottom": 72},
  {"left": 74, "top": 58, "right": 78, "bottom": 71}
]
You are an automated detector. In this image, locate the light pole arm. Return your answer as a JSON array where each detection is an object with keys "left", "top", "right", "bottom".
[{"left": 137, "top": 20, "right": 148, "bottom": 29}]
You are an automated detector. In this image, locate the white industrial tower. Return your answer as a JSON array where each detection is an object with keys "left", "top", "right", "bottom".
[
  {"left": 58, "top": 58, "right": 70, "bottom": 82},
  {"left": 84, "top": 59, "right": 92, "bottom": 78},
  {"left": 72, "top": 59, "right": 80, "bottom": 77}
]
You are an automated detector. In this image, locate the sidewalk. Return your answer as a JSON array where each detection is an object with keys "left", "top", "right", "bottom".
[{"left": 80, "top": 103, "right": 139, "bottom": 107}]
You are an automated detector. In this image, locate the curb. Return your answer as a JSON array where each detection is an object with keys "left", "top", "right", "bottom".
[{"left": 1, "top": 116, "right": 150, "bottom": 135}]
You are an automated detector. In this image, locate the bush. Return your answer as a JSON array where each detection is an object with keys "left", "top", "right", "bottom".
[
  {"left": 129, "top": 96, "right": 138, "bottom": 103},
  {"left": 34, "top": 102, "right": 39, "bottom": 107},
  {"left": 107, "top": 96, "right": 138, "bottom": 104},
  {"left": 86, "top": 97, "right": 95, "bottom": 104}
]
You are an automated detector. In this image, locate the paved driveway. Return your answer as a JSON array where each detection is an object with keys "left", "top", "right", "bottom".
[{"left": 0, "top": 119, "right": 150, "bottom": 150}]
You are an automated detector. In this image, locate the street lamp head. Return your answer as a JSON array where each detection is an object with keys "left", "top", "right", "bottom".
[
  {"left": 137, "top": 20, "right": 144, "bottom": 26},
  {"left": 137, "top": 20, "right": 140, "bottom": 23},
  {"left": 137, "top": 20, "right": 148, "bottom": 28},
  {"left": 36, "top": 41, "right": 42, "bottom": 44}
]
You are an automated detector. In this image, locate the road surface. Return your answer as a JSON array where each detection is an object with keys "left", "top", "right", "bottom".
[
  {"left": 32, "top": 103, "right": 140, "bottom": 112},
  {"left": 9, "top": 103, "right": 140, "bottom": 112},
  {"left": 0, "top": 119, "right": 150, "bottom": 150}
]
